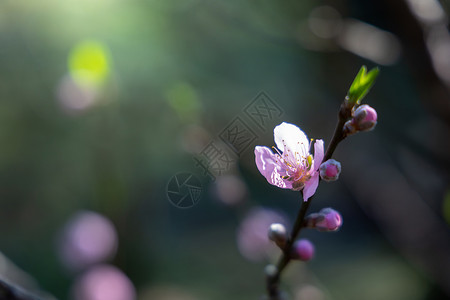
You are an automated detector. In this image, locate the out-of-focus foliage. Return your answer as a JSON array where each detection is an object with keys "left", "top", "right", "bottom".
[
  {"left": 68, "top": 40, "right": 111, "bottom": 87},
  {"left": 0, "top": 0, "right": 449, "bottom": 300}
]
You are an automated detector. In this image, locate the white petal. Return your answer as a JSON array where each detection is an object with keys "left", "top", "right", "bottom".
[{"left": 274, "top": 122, "right": 309, "bottom": 159}]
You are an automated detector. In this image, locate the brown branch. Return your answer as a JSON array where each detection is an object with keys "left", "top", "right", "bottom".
[{"left": 265, "top": 102, "right": 352, "bottom": 299}]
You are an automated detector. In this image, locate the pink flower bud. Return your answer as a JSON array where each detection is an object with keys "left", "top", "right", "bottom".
[
  {"left": 352, "top": 104, "right": 377, "bottom": 132},
  {"left": 316, "top": 208, "right": 343, "bottom": 231},
  {"left": 319, "top": 159, "right": 341, "bottom": 182},
  {"left": 344, "top": 105, "right": 377, "bottom": 136},
  {"left": 268, "top": 223, "right": 287, "bottom": 248},
  {"left": 304, "top": 208, "right": 343, "bottom": 232},
  {"left": 292, "top": 239, "right": 315, "bottom": 261}
]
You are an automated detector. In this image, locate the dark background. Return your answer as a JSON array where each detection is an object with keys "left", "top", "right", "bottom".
[{"left": 0, "top": 0, "right": 449, "bottom": 299}]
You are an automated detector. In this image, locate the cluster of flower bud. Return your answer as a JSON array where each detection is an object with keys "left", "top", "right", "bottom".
[
  {"left": 267, "top": 223, "right": 315, "bottom": 261},
  {"left": 319, "top": 159, "right": 341, "bottom": 182},
  {"left": 343, "top": 104, "right": 377, "bottom": 135},
  {"left": 304, "top": 207, "right": 343, "bottom": 232}
]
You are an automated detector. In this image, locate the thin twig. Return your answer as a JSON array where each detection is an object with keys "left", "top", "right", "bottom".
[
  {"left": 324, "top": 103, "right": 351, "bottom": 161},
  {"left": 266, "top": 198, "right": 312, "bottom": 297},
  {"left": 265, "top": 102, "right": 351, "bottom": 299}
]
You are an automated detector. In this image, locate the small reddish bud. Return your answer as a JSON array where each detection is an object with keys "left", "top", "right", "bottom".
[
  {"left": 319, "top": 159, "right": 341, "bottom": 182},
  {"left": 344, "top": 104, "right": 377, "bottom": 136},
  {"left": 304, "top": 208, "right": 343, "bottom": 232},
  {"left": 292, "top": 239, "right": 315, "bottom": 261},
  {"left": 315, "top": 208, "right": 343, "bottom": 231},
  {"left": 353, "top": 104, "right": 377, "bottom": 131},
  {"left": 268, "top": 223, "right": 287, "bottom": 248}
]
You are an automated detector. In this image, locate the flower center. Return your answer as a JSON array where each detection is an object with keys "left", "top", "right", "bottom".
[{"left": 273, "top": 145, "right": 313, "bottom": 190}]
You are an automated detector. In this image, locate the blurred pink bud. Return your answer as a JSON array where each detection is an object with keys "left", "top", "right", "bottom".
[
  {"left": 319, "top": 159, "right": 341, "bottom": 182},
  {"left": 316, "top": 208, "right": 343, "bottom": 231},
  {"left": 268, "top": 223, "right": 287, "bottom": 248},
  {"left": 292, "top": 239, "right": 315, "bottom": 261}
]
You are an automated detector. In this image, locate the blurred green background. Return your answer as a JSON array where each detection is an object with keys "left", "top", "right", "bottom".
[{"left": 0, "top": 0, "right": 449, "bottom": 299}]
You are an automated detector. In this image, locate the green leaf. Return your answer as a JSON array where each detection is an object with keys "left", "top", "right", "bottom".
[{"left": 347, "top": 66, "right": 379, "bottom": 105}]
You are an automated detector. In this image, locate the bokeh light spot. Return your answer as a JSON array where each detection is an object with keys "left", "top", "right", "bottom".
[
  {"left": 58, "top": 211, "right": 118, "bottom": 271},
  {"left": 338, "top": 20, "right": 401, "bottom": 65},
  {"left": 166, "top": 82, "right": 202, "bottom": 121},
  {"left": 213, "top": 175, "right": 248, "bottom": 206},
  {"left": 237, "top": 207, "right": 288, "bottom": 262},
  {"left": 68, "top": 40, "right": 111, "bottom": 87},
  {"left": 72, "top": 265, "right": 136, "bottom": 300}
]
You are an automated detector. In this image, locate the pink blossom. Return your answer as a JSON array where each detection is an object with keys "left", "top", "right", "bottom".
[{"left": 254, "top": 122, "right": 324, "bottom": 202}]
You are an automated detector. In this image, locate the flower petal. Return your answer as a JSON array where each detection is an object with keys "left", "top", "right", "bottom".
[
  {"left": 303, "top": 173, "right": 319, "bottom": 202},
  {"left": 312, "top": 139, "right": 324, "bottom": 171},
  {"left": 254, "top": 146, "right": 293, "bottom": 189},
  {"left": 274, "top": 122, "right": 309, "bottom": 159}
]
